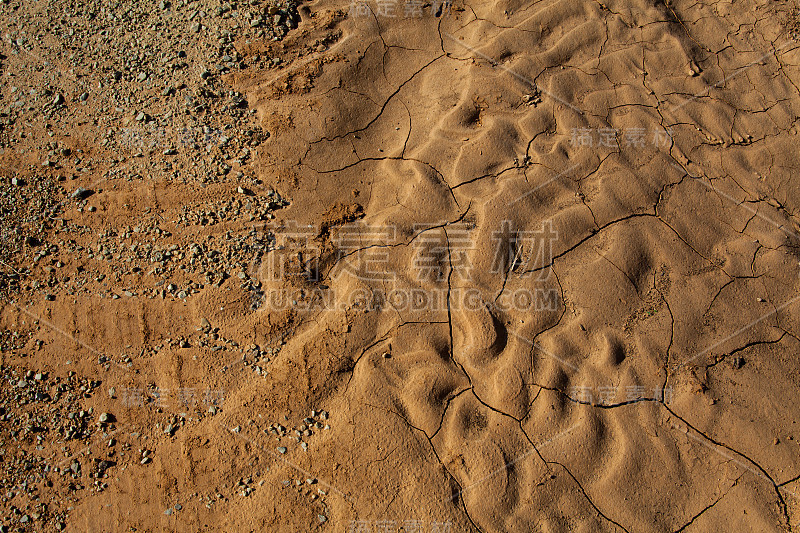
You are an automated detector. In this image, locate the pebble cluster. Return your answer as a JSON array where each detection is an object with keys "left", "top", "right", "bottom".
[
  {"left": 267, "top": 409, "right": 330, "bottom": 453},
  {"left": 0, "top": 365, "right": 113, "bottom": 531},
  {"left": 0, "top": 0, "right": 308, "bottom": 531},
  {"left": 0, "top": 0, "right": 346, "bottom": 529}
]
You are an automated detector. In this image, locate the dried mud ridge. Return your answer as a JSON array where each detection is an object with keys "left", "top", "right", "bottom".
[{"left": 3, "top": 0, "right": 800, "bottom": 531}]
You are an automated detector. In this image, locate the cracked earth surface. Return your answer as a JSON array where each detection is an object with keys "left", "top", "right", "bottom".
[
  {"left": 236, "top": 0, "right": 800, "bottom": 530},
  {"left": 3, "top": 0, "right": 800, "bottom": 531}
]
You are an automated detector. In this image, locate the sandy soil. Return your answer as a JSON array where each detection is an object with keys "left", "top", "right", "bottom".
[{"left": 2, "top": 0, "right": 800, "bottom": 531}]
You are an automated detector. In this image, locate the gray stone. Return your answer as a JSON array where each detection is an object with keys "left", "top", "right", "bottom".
[{"left": 71, "top": 187, "right": 93, "bottom": 200}]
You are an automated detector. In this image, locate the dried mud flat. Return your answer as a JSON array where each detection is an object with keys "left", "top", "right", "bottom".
[{"left": 2, "top": 0, "right": 800, "bottom": 531}]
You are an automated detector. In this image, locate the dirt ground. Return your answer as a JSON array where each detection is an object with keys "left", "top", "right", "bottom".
[{"left": 2, "top": 0, "right": 800, "bottom": 531}]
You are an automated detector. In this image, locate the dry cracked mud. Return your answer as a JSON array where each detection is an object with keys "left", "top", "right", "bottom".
[{"left": 2, "top": 0, "right": 800, "bottom": 531}]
